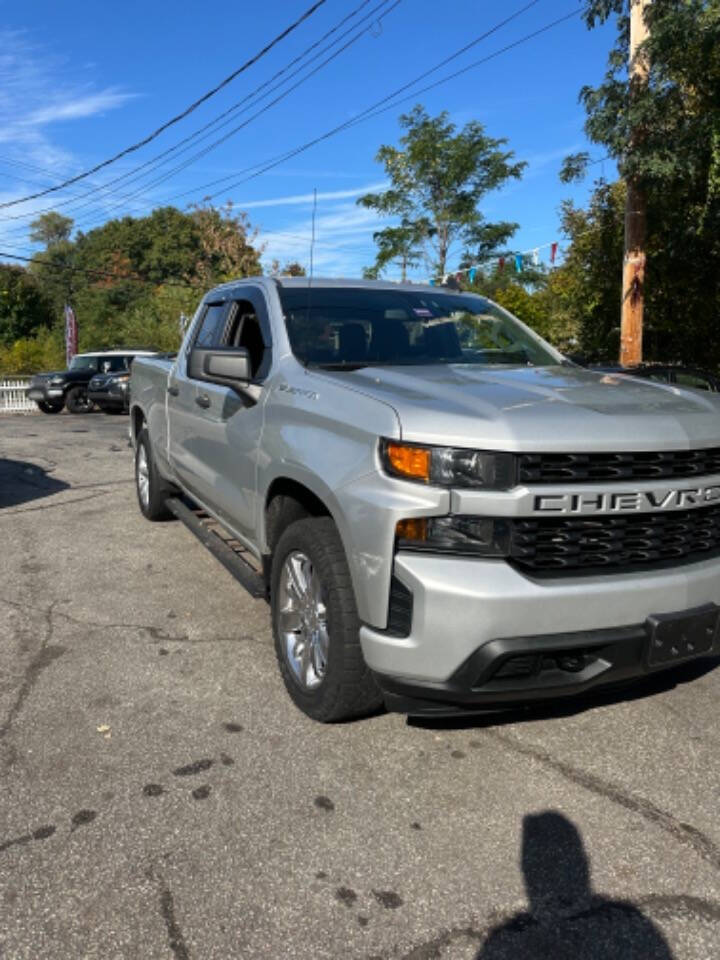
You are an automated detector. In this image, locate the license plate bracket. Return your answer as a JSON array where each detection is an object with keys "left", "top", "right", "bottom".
[{"left": 646, "top": 604, "right": 719, "bottom": 667}]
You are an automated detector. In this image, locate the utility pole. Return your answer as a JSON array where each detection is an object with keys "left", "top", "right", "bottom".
[{"left": 620, "top": 0, "right": 650, "bottom": 367}]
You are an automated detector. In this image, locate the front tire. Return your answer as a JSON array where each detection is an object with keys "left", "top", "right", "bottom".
[
  {"left": 271, "top": 517, "right": 382, "bottom": 722},
  {"left": 135, "top": 428, "right": 175, "bottom": 521},
  {"left": 37, "top": 400, "right": 64, "bottom": 414},
  {"left": 65, "top": 386, "right": 93, "bottom": 414}
]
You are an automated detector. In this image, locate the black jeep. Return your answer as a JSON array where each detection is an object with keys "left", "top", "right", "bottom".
[{"left": 28, "top": 350, "right": 155, "bottom": 414}]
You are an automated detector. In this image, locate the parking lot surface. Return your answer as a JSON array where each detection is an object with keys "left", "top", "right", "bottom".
[{"left": 1, "top": 412, "right": 720, "bottom": 959}]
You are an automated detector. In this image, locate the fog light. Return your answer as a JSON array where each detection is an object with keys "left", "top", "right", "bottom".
[{"left": 395, "top": 516, "right": 510, "bottom": 557}]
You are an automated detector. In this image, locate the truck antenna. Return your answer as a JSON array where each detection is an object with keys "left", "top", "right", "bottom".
[
  {"left": 309, "top": 187, "right": 317, "bottom": 285},
  {"left": 304, "top": 187, "right": 317, "bottom": 364}
]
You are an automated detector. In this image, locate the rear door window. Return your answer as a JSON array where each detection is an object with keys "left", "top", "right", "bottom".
[{"left": 225, "top": 298, "right": 268, "bottom": 378}]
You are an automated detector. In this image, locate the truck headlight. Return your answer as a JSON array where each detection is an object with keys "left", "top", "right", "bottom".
[
  {"left": 396, "top": 516, "right": 510, "bottom": 556},
  {"left": 381, "top": 439, "right": 514, "bottom": 490},
  {"left": 109, "top": 374, "right": 130, "bottom": 388},
  {"left": 50, "top": 376, "right": 65, "bottom": 385}
]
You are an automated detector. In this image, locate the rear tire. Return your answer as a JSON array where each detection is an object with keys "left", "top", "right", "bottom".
[
  {"left": 66, "top": 386, "right": 93, "bottom": 414},
  {"left": 135, "top": 428, "right": 175, "bottom": 521},
  {"left": 271, "top": 516, "right": 382, "bottom": 722},
  {"left": 37, "top": 401, "right": 63, "bottom": 414}
]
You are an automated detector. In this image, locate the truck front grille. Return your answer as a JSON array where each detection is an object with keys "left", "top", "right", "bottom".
[
  {"left": 518, "top": 449, "right": 720, "bottom": 484},
  {"left": 509, "top": 504, "right": 720, "bottom": 574}
]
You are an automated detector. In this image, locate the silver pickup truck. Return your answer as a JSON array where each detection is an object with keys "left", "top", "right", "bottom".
[{"left": 129, "top": 277, "right": 720, "bottom": 721}]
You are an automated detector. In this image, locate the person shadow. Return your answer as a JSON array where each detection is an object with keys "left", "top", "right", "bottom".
[{"left": 475, "top": 811, "right": 674, "bottom": 959}]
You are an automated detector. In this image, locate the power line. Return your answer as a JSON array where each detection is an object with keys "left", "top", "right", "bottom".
[
  {"left": 60, "top": 1, "right": 402, "bottom": 229},
  {"left": 0, "top": 0, "right": 328, "bottom": 210},
  {"left": 2, "top": 0, "right": 401, "bottom": 235},
  {"left": 38, "top": 0, "right": 549, "bottom": 237},
  {"left": 0, "top": 0, "right": 385, "bottom": 226},
  {"left": 0, "top": 3, "right": 583, "bottom": 260},
  {"left": 175, "top": 5, "right": 582, "bottom": 205}
]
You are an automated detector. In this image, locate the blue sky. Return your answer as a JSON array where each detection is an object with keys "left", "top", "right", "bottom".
[{"left": 0, "top": 0, "right": 618, "bottom": 279}]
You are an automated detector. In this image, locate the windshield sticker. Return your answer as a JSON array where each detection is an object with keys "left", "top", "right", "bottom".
[{"left": 412, "top": 308, "right": 433, "bottom": 317}]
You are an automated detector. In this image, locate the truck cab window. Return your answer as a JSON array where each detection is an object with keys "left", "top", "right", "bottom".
[{"left": 226, "top": 299, "right": 266, "bottom": 378}]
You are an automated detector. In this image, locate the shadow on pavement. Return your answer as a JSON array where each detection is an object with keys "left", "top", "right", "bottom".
[
  {"left": 408, "top": 656, "right": 720, "bottom": 732},
  {"left": 0, "top": 458, "right": 69, "bottom": 509},
  {"left": 475, "top": 811, "right": 674, "bottom": 959}
]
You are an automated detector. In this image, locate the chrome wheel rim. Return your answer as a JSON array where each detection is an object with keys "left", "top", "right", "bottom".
[
  {"left": 278, "top": 550, "right": 329, "bottom": 690},
  {"left": 137, "top": 445, "right": 150, "bottom": 508}
]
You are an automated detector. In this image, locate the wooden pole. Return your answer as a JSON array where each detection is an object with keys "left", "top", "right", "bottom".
[{"left": 620, "top": 0, "right": 650, "bottom": 367}]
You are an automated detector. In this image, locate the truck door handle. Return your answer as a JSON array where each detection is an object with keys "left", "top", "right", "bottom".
[
  {"left": 167, "top": 385, "right": 179, "bottom": 397},
  {"left": 195, "top": 394, "right": 211, "bottom": 409}
]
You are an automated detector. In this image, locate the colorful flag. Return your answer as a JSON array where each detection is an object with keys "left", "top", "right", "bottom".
[
  {"left": 468, "top": 267, "right": 477, "bottom": 284},
  {"left": 514, "top": 254, "right": 523, "bottom": 273},
  {"left": 64, "top": 304, "right": 78, "bottom": 366},
  {"left": 497, "top": 257, "right": 505, "bottom": 274},
  {"left": 550, "top": 242, "right": 558, "bottom": 264},
  {"left": 532, "top": 248, "right": 540, "bottom": 266},
  {"left": 429, "top": 278, "right": 435, "bottom": 286}
]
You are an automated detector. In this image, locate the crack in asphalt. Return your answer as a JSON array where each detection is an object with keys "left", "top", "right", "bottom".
[
  {"left": 0, "top": 596, "right": 259, "bottom": 656},
  {"left": 0, "top": 601, "right": 62, "bottom": 753},
  {"left": 145, "top": 868, "right": 191, "bottom": 960},
  {"left": 488, "top": 729, "right": 720, "bottom": 872}
]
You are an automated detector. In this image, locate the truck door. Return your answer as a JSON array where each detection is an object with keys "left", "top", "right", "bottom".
[
  {"left": 174, "top": 289, "right": 271, "bottom": 542},
  {"left": 167, "top": 300, "right": 229, "bottom": 499}
]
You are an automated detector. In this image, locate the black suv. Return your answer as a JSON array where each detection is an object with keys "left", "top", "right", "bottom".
[{"left": 28, "top": 350, "right": 157, "bottom": 414}]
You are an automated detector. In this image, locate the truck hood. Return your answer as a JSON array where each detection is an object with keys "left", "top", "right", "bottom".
[{"left": 315, "top": 364, "right": 720, "bottom": 452}]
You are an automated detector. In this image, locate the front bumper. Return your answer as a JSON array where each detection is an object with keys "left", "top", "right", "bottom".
[
  {"left": 88, "top": 383, "right": 128, "bottom": 408},
  {"left": 27, "top": 384, "right": 64, "bottom": 402},
  {"left": 359, "top": 552, "right": 720, "bottom": 713}
]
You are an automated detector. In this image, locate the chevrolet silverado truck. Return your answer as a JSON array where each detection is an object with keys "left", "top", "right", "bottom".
[{"left": 129, "top": 277, "right": 720, "bottom": 721}]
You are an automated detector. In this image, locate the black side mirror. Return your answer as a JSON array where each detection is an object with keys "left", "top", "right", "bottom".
[{"left": 201, "top": 348, "right": 251, "bottom": 387}]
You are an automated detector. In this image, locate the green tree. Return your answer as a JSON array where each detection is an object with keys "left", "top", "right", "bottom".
[
  {"left": 358, "top": 105, "right": 525, "bottom": 278},
  {"left": 6, "top": 202, "right": 263, "bottom": 368},
  {"left": 29, "top": 211, "right": 73, "bottom": 247},
  {"left": 561, "top": 0, "right": 720, "bottom": 365},
  {"left": 0, "top": 264, "right": 54, "bottom": 346},
  {"left": 363, "top": 217, "right": 431, "bottom": 282},
  {"left": 269, "top": 259, "right": 307, "bottom": 276},
  {"left": 189, "top": 200, "right": 263, "bottom": 286}
]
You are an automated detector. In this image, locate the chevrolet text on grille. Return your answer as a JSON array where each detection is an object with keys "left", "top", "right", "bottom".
[{"left": 534, "top": 485, "right": 720, "bottom": 514}]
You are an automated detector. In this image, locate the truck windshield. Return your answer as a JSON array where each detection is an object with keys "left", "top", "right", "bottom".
[{"left": 279, "top": 287, "right": 558, "bottom": 368}]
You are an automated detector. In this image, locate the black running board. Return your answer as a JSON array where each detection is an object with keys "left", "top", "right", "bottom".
[{"left": 166, "top": 497, "right": 266, "bottom": 599}]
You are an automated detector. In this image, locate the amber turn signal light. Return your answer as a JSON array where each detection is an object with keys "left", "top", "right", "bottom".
[
  {"left": 396, "top": 517, "right": 428, "bottom": 542},
  {"left": 385, "top": 442, "right": 431, "bottom": 481}
]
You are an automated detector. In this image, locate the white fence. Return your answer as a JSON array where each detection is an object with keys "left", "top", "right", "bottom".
[{"left": 0, "top": 377, "right": 37, "bottom": 414}]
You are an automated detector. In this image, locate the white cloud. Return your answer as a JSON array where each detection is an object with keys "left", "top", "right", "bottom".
[
  {"left": 21, "top": 90, "right": 135, "bottom": 128},
  {"left": 257, "top": 197, "right": 392, "bottom": 277},
  {"left": 232, "top": 181, "right": 387, "bottom": 210},
  {"left": 0, "top": 31, "right": 134, "bottom": 165}
]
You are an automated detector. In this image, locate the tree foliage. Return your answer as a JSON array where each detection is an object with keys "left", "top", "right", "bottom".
[
  {"left": 29, "top": 211, "right": 73, "bottom": 247},
  {"left": 1, "top": 202, "right": 264, "bottom": 371},
  {"left": 0, "top": 264, "right": 54, "bottom": 346},
  {"left": 561, "top": 0, "right": 720, "bottom": 365},
  {"left": 358, "top": 105, "right": 525, "bottom": 278}
]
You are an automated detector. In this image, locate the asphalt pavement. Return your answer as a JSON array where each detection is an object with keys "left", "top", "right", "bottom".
[{"left": 1, "top": 411, "right": 720, "bottom": 960}]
